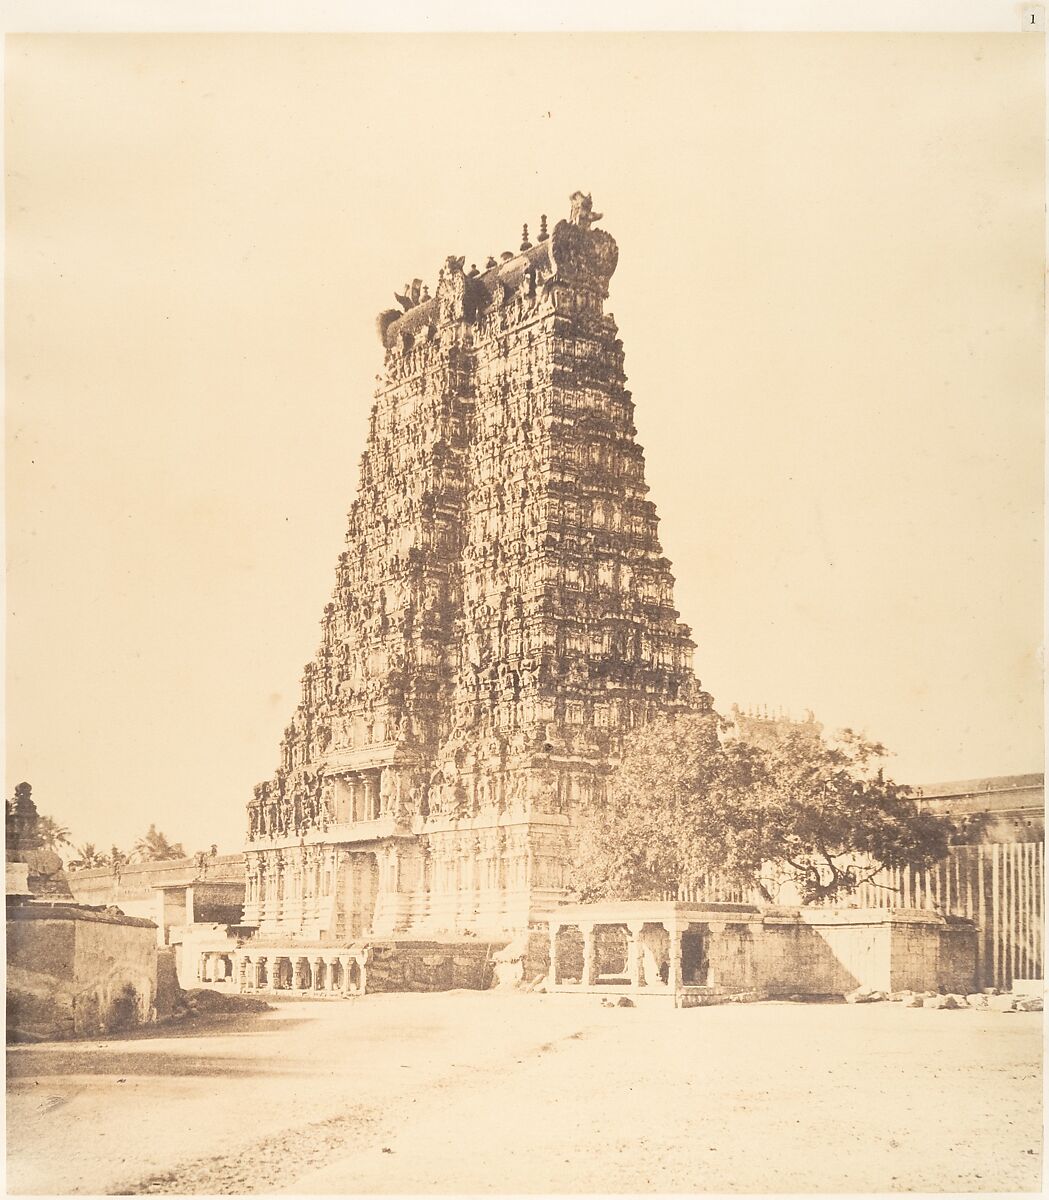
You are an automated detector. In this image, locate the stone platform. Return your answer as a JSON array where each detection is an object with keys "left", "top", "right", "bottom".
[{"left": 541, "top": 900, "right": 977, "bottom": 1009}]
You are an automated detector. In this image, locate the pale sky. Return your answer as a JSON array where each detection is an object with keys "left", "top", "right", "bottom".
[{"left": 6, "top": 33, "right": 1044, "bottom": 855}]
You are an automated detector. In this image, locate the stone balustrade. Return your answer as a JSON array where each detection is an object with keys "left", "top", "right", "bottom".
[{"left": 230, "top": 948, "right": 368, "bottom": 997}]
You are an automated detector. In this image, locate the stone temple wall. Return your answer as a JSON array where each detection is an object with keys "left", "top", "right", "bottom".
[
  {"left": 240, "top": 193, "right": 706, "bottom": 942},
  {"left": 7, "top": 905, "right": 158, "bottom": 1039}
]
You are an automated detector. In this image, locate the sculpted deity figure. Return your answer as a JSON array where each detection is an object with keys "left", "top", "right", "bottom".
[
  {"left": 438, "top": 255, "right": 468, "bottom": 326},
  {"left": 427, "top": 768, "right": 446, "bottom": 816},
  {"left": 379, "top": 766, "right": 397, "bottom": 817},
  {"left": 320, "top": 777, "right": 335, "bottom": 827},
  {"left": 568, "top": 191, "right": 602, "bottom": 229}
]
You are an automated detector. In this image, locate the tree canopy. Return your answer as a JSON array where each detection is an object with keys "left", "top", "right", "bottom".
[{"left": 573, "top": 712, "right": 951, "bottom": 905}]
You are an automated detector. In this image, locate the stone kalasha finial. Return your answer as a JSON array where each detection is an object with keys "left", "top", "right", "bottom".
[
  {"left": 467, "top": 263, "right": 480, "bottom": 277},
  {"left": 548, "top": 192, "right": 618, "bottom": 296},
  {"left": 485, "top": 255, "right": 497, "bottom": 270},
  {"left": 568, "top": 190, "right": 602, "bottom": 229},
  {"left": 520, "top": 224, "right": 532, "bottom": 252},
  {"left": 538, "top": 214, "right": 548, "bottom": 242},
  {"left": 394, "top": 279, "right": 424, "bottom": 311}
]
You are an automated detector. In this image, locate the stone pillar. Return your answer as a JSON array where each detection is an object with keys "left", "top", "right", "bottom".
[
  {"left": 342, "top": 951, "right": 366, "bottom": 996},
  {"left": 366, "top": 773, "right": 380, "bottom": 821},
  {"left": 256, "top": 957, "right": 267, "bottom": 990},
  {"left": 548, "top": 921, "right": 561, "bottom": 987},
  {"left": 668, "top": 929, "right": 682, "bottom": 994},
  {"left": 241, "top": 958, "right": 252, "bottom": 991},
  {"left": 705, "top": 921, "right": 724, "bottom": 988},
  {"left": 581, "top": 923, "right": 595, "bottom": 987},
  {"left": 292, "top": 958, "right": 306, "bottom": 990},
  {"left": 627, "top": 922, "right": 643, "bottom": 988}
]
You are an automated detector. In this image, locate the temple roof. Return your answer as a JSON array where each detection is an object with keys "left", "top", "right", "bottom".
[{"left": 379, "top": 239, "right": 554, "bottom": 349}]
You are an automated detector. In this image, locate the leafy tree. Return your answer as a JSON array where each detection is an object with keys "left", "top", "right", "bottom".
[
  {"left": 574, "top": 711, "right": 767, "bottom": 901},
  {"left": 574, "top": 713, "right": 950, "bottom": 905},
  {"left": 746, "top": 727, "right": 951, "bottom": 903},
  {"left": 133, "top": 824, "right": 185, "bottom": 862}
]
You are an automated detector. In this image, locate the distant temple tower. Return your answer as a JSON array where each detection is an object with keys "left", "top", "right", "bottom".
[{"left": 243, "top": 193, "right": 704, "bottom": 940}]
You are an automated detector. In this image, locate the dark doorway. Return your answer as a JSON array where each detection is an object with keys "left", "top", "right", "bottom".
[{"left": 680, "top": 928, "right": 709, "bottom": 985}]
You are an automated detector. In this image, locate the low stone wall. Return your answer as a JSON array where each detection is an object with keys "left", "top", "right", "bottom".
[
  {"left": 68, "top": 855, "right": 245, "bottom": 907},
  {"left": 364, "top": 940, "right": 499, "bottom": 994},
  {"left": 695, "top": 911, "right": 976, "bottom": 999},
  {"left": 938, "top": 921, "right": 980, "bottom": 993},
  {"left": 7, "top": 904, "right": 158, "bottom": 1039},
  {"left": 755, "top": 910, "right": 977, "bottom": 996}
]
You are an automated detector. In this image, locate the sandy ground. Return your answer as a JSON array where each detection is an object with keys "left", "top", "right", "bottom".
[{"left": 6, "top": 990, "right": 1043, "bottom": 1195}]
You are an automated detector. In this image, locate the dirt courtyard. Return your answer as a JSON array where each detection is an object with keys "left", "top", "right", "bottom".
[{"left": 6, "top": 990, "right": 1043, "bottom": 1195}]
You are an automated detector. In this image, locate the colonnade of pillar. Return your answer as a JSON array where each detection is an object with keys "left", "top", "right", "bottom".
[
  {"left": 548, "top": 920, "right": 683, "bottom": 990},
  {"left": 199, "top": 952, "right": 235, "bottom": 984},
  {"left": 234, "top": 950, "right": 367, "bottom": 997},
  {"left": 336, "top": 771, "right": 382, "bottom": 824}
]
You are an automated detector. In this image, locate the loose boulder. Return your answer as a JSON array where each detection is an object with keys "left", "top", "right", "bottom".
[
  {"left": 1014, "top": 995, "right": 1043, "bottom": 1012},
  {"left": 846, "top": 988, "right": 879, "bottom": 1004},
  {"left": 988, "top": 994, "right": 1017, "bottom": 1013}
]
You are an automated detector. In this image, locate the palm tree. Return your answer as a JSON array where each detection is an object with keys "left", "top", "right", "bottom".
[
  {"left": 133, "top": 824, "right": 186, "bottom": 862},
  {"left": 35, "top": 815, "right": 72, "bottom": 853},
  {"left": 69, "top": 842, "right": 108, "bottom": 870}
]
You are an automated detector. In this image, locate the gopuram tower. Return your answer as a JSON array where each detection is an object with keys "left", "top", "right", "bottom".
[{"left": 242, "top": 193, "right": 704, "bottom": 942}]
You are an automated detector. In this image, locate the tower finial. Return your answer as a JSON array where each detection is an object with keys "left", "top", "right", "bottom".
[
  {"left": 520, "top": 224, "right": 532, "bottom": 252},
  {"left": 538, "top": 214, "right": 548, "bottom": 242},
  {"left": 568, "top": 191, "right": 602, "bottom": 229}
]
